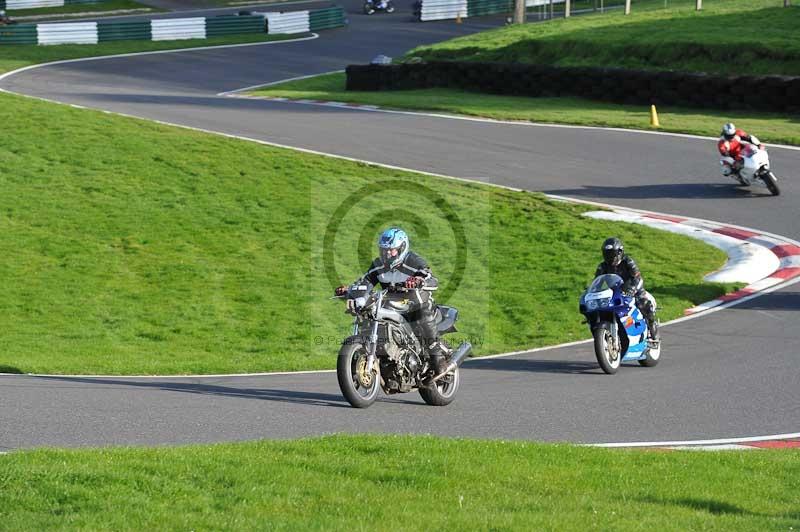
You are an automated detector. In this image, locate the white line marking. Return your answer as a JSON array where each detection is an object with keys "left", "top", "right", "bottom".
[
  {"left": 216, "top": 70, "right": 344, "bottom": 96},
  {"left": 3, "top": 45, "right": 800, "bottom": 448},
  {"left": 229, "top": 82, "right": 800, "bottom": 153},
  {"left": 0, "top": 34, "right": 319, "bottom": 87},
  {"left": 1, "top": 51, "right": 799, "bottom": 387},
  {"left": 1, "top": 79, "right": 798, "bottom": 379},
  {"left": 591, "top": 432, "right": 800, "bottom": 448}
]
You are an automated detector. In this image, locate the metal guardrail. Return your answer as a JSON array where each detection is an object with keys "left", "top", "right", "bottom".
[
  {"left": 426, "top": 0, "right": 564, "bottom": 20},
  {"left": 206, "top": 14, "right": 264, "bottom": 37},
  {"left": 420, "top": 0, "right": 467, "bottom": 21},
  {"left": 308, "top": 6, "right": 346, "bottom": 31},
  {"left": 37, "top": 20, "right": 97, "bottom": 44},
  {"left": 97, "top": 20, "right": 151, "bottom": 42},
  {"left": 0, "top": 7, "right": 346, "bottom": 45},
  {"left": 0, "top": 23, "right": 37, "bottom": 44},
  {"left": 264, "top": 11, "right": 310, "bottom": 34},
  {"left": 150, "top": 17, "right": 205, "bottom": 41},
  {"left": 2, "top": 0, "right": 107, "bottom": 9}
]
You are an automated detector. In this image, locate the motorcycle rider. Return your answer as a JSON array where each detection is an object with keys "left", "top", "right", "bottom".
[
  {"left": 718, "top": 122, "right": 763, "bottom": 178},
  {"left": 594, "top": 237, "right": 660, "bottom": 345},
  {"left": 335, "top": 227, "right": 450, "bottom": 375},
  {"left": 0, "top": 10, "right": 13, "bottom": 25}
]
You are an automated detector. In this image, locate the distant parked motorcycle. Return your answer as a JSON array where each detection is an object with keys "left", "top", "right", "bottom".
[
  {"left": 364, "top": 0, "right": 395, "bottom": 15},
  {"left": 333, "top": 286, "right": 471, "bottom": 408},
  {"left": 579, "top": 274, "right": 661, "bottom": 374},
  {"left": 722, "top": 143, "right": 780, "bottom": 196}
]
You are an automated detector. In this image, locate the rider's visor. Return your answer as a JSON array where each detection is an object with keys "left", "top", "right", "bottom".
[{"left": 381, "top": 247, "right": 400, "bottom": 262}]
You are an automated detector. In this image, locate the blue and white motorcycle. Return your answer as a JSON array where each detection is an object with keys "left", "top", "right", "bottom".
[{"left": 579, "top": 274, "right": 660, "bottom": 374}]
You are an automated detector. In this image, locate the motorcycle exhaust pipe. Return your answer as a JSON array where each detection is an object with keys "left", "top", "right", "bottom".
[{"left": 432, "top": 341, "right": 472, "bottom": 382}]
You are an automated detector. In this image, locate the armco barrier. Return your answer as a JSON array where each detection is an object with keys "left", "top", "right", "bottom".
[
  {"left": 206, "top": 14, "right": 264, "bottom": 37},
  {"left": 3, "top": 0, "right": 107, "bottom": 9},
  {"left": 0, "top": 23, "right": 38, "bottom": 44},
  {"left": 345, "top": 62, "right": 800, "bottom": 113},
  {"left": 97, "top": 20, "right": 150, "bottom": 42},
  {"left": 430, "top": 0, "right": 563, "bottom": 20},
  {"left": 0, "top": 8, "right": 346, "bottom": 45},
  {"left": 264, "top": 11, "right": 309, "bottom": 34},
  {"left": 151, "top": 17, "right": 205, "bottom": 41},
  {"left": 37, "top": 21, "right": 97, "bottom": 44},
  {"left": 308, "top": 6, "right": 345, "bottom": 31},
  {"left": 420, "top": 0, "right": 466, "bottom": 21}
]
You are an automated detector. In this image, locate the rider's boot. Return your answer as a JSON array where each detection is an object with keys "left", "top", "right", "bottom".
[
  {"left": 428, "top": 341, "right": 449, "bottom": 376},
  {"left": 647, "top": 319, "right": 660, "bottom": 346},
  {"left": 416, "top": 305, "right": 450, "bottom": 376}
]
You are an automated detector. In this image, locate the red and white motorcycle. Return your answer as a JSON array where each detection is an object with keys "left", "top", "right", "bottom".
[{"left": 721, "top": 143, "right": 781, "bottom": 196}]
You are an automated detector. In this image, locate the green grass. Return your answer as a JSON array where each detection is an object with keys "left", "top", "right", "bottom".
[
  {"left": 0, "top": 435, "right": 798, "bottom": 530},
  {"left": 249, "top": 72, "right": 800, "bottom": 146},
  {"left": 409, "top": 0, "right": 800, "bottom": 76},
  {"left": 0, "top": 87, "right": 735, "bottom": 375},
  {"left": 0, "top": 39, "right": 736, "bottom": 375},
  {"left": 7, "top": 0, "right": 155, "bottom": 17}
]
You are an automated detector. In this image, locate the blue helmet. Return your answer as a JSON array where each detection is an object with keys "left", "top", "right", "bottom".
[{"left": 378, "top": 227, "right": 409, "bottom": 269}]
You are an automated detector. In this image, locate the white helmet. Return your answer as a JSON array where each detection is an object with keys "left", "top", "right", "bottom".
[{"left": 722, "top": 123, "right": 736, "bottom": 141}]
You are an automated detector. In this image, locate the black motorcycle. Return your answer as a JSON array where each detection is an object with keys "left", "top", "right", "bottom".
[
  {"left": 334, "top": 286, "right": 471, "bottom": 408},
  {"left": 363, "top": 0, "right": 395, "bottom": 15}
]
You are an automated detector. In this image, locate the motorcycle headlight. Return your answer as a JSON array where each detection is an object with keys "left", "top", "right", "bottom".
[
  {"left": 587, "top": 300, "right": 598, "bottom": 310},
  {"left": 598, "top": 297, "right": 611, "bottom": 308}
]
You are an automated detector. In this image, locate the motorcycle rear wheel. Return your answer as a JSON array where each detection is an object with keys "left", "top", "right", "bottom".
[
  {"left": 762, "top": 171, "right": 780, "bottom": 196},
  {"left": 419, "top": 368, "right": 460, "bottom": 406},
  {"left": 593, "top": 326, "right": 620, "bottom": 374},
  {"left": 337, "top": 341, "right": 380, "bottom": 408}
]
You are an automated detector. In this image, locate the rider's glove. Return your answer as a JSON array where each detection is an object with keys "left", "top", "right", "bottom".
[
  {"left": 335, "top": 285, "right": 348, "bottom": 297},
  {"left": 404, "top": 276, "right": 424, "bottom": 289}
]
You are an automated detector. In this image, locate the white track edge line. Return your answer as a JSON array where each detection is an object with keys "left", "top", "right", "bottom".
[
  {"left": 1, "top": 61, "right": 799, "bottom": 383},
  {"left": 590, "top": 432, "right": 800, "bottom": 448},
  {"left": 227, "top": 75, "right": 800, "bottom": 153},
  {"left": 0, "top": 33, "right": 319, "bottom": 86},
  {"left": 217, "top": 70, "right": 344, "bottom": 95}
]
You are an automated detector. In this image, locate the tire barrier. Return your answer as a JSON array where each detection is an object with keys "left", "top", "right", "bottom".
[
  {"left": 346, "top": 61, "right": 800, "bottom": 113},
  {"left": 0, "top": 7, "right": 347, "bottom": 45},
  {"left": 1, "top": 0, "right": 108, "bottom": 9}
]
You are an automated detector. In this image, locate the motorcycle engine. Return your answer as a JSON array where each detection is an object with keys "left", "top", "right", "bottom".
[{"left": 381, "top": 326, "right": 419, "bottom": 392}]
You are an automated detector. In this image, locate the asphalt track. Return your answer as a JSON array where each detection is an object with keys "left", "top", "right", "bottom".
[{"left": 1, "top": 3, "right": 799, "bottom": 450}]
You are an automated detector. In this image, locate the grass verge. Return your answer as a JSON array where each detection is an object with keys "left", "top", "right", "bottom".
[
  {"left": 7, "top": 0, "right": 155, "bottom": 17},
  {"left": 409, "top": 0, "right": 800, "bottom": 76},
  {"left": 0, "top": 87, "right": 735, "bottom": 374},
  {"left": 0, "top": 435, "right": 798, "bottom": 530},
  {"left": 0, "top": 40, "right": 735, "bottom": 375},
  {"left": 249, "top": 72, "right": 800, "bottom": 146}
]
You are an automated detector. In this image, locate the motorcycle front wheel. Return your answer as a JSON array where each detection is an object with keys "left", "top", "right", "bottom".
[
  {"left": 419, "top": 367, "right": 460, "bottom": 406},
  {"left": 762, "top": 171, "right": 780, "bottom": 196},
  {"left": 593, "top": 325, "right": 620, "bottom": 374},
  {"left": 337, "top": 340, "right": 380, "bottom": 408}
]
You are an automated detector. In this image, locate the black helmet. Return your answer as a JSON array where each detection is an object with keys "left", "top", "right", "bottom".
[{"left": 602, "top": 237, "right": 624, "bottom": 267}]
